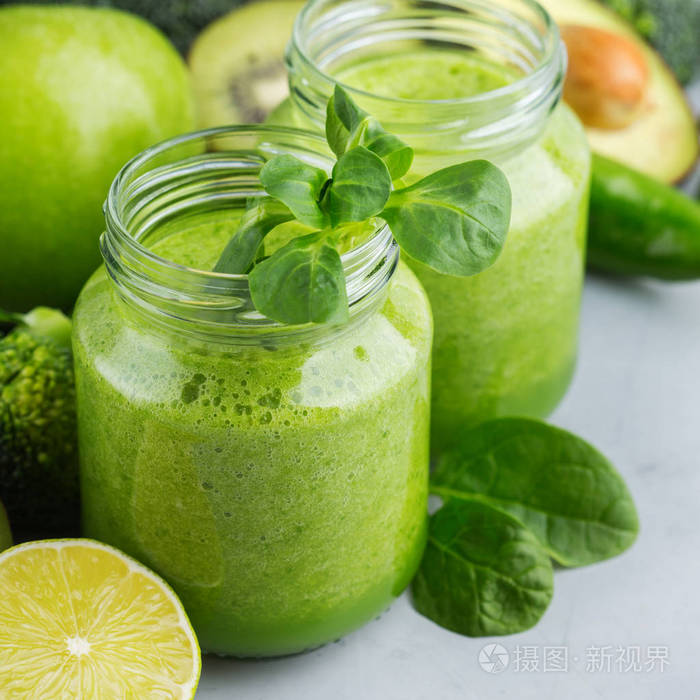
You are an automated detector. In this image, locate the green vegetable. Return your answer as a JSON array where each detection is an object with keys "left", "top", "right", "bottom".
[
  {"left": 431, "top": 417, "right": 639, "bottom": 566},
  {"left": 216, "top": 85, "right": 511, "bottom": 324},
  {"left": 412, "top": 418, "right": 638, "bottom": 636},
  {"left": 601, "top": 0, "right": 700, "bottom": 84},
  {"left": 0, "top": 307, "right": 79, "bottom": 541},
  {"left": 412, "top": 499, "right": 554, "bottom": 636},
  {"left": 588, "top": 154, "right": 700, "bottom": 280}
]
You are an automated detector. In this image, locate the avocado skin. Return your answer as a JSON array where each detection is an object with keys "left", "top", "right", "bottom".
[{"left": 588, "top": 154, "right": 700, "bottom": 280}]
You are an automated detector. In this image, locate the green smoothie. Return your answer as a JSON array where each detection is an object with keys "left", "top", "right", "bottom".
[
  {"left": 329, "top": 49, "right": 591, "bottom": 449},
  {"left": 73, "top": 213, "right": 432, "bottom": 657},
  {"left": 338, "top": 51, "right": 514, "bottom": 99}
]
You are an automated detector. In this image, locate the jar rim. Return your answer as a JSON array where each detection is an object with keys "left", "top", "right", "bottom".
[
  {"left": 287, "top": 0, "right": 566, "bottom": 160},
  {"left": 101, "top": 125, "right": 398, "bottom": 344},
  {"left": 105, "top": 125, "right": 328, "bottom": 283},
  {"left": 291, "top": 0, "right": 561, "bottom": 109}
]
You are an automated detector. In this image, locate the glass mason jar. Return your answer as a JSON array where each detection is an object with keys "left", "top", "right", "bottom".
[
  {"left": 72, "top": 127, "right": 432, "bottom": 658},
  {"left": 284, "top": 0, "right": 591, "bottom": 453}
]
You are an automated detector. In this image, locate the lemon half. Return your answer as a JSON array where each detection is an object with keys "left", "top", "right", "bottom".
[{"left": 0, "top": 539, "right": 201, "bottom": 698}]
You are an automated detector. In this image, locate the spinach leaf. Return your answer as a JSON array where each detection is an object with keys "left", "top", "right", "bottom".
[
  {"left": 213, "top": 199, "right": 293, "bottom": 275},
  {"left": 259, "top": 154, "right": 330, "bottom": 229},
  {"left": 412, "top": 499, "right": 554, "bottom": 636},
  {"left": 248, "top": 230, "right": 348, "bottom": 325},
  {"left": 381, "top": 160, "right": 512, "bottom": 276},
  {"left": 327, "top": 146, "right": 392, "bottom": 226},
  {"left": 431, "top": 418, "right": 639, "bottom": 567}
]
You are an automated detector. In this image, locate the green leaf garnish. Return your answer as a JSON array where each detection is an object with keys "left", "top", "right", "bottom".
[
  {"left": 326, "top": 86, "right": 414, "bottom": 179},
  {"left": 328, "top": 147, "right": 392, "bottom": 226},
  {"left": 259, "top": 154, "right": 329, "bottom": 229},
  {"left": 412, "top": 417, "right": 638, "bottom": 637},
  {"left": 382, "top": 161, "right": 512, "bottom": 276},
  {"left": 325, "top": 93, "right": 352, "bottom": 158},
  {"left": 214, "top": 84, "right": 511, "bottom": 324},
  {"left": 325, "top": 86, "right": 366, "bottom": 157},
  {"left": 248, "top": 231, "right": 348, "bottom": 325},
  {"left": 261, "top": 219, "right": 318, "bottom": 257},
  {"left": 412, "top": 499, "right": 554, "bottom": 637},
  {"left": 430, "top": 417, "right": 639, "bottom": 566},
  {"left": 333, "top": 84, "right": 367, "bottom": 132},
  {"left": 213, "top": 199, "right": 293, "bottom": 275},
  {"left": 363, "top": 130, "right": 414, "bottom": 181}
]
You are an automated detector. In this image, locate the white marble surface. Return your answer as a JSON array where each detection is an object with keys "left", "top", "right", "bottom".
[{"left": 195, "top": 273, "right": 700, "bottom": 699}]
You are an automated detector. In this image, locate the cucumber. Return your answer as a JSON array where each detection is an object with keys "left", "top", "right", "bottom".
[{"left": 587, "top": 154, "right": 700, "bottom": 280}]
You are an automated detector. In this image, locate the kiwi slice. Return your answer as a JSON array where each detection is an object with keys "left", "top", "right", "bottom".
[{"left": 188, "top": 0, "right": 305, "bottom": 126}]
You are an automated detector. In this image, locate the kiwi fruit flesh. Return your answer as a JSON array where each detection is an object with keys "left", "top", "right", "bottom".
[{"left": 188, "top": 0, "right": 305, "bottom": 126}]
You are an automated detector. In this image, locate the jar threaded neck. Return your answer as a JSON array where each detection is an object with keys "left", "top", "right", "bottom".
[
  {"left": 287, "top": 0, "right": 565, "bottom": 162},
  {"left": 101, "top": 126, "right": 398, "bottom": 345}
]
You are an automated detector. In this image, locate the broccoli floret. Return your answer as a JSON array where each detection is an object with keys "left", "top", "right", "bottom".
[
  {"left": 0, "top": 307, "right": 79, "bottom": 541},
  {"left": 602, "top": 0, "right": 700, "bottom": 84}
]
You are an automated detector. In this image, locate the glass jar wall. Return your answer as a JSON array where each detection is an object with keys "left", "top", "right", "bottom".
[
  {"left": 72, "top": 127, "right": 432, "bottom": 657},
  {"left": 284, "top": 0, "right": 591, "bottom": 452}
]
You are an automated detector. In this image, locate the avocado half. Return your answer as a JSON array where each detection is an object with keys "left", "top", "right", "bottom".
[
  {"left": 188, "top": 0, "right": 305, "bottom": 127},
  {"left": 539, "top": 0, "right": 698, "bottom": 183}
]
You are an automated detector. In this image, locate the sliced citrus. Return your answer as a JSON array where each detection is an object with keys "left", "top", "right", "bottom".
[{"left": 0, "top": 538, "right": 200, "bottom": 698}]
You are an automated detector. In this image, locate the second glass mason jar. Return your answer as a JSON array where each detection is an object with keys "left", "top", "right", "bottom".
[
  {"left": 72, "top": 127, "right": 432, "bottom": 657},
  {"left": 284, "top": 0, "right": 591, "bottom": 452}
]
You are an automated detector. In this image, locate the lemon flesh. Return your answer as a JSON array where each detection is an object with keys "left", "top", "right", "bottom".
[{"left": 0, "top": 539, "right": 200, "bottom": 698}]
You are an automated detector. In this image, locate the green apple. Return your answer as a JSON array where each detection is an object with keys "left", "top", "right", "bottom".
[
  {"left": 0, "top": 6, "right": 195, "bottom": 312},
  {"left": 0, "top": 501, "right": 12, "bottom": 552}
]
